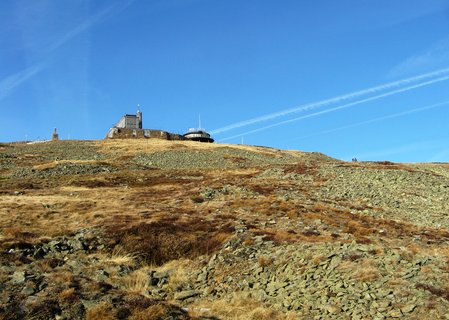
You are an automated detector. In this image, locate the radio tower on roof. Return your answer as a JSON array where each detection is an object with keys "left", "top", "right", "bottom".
[{"left": 136, "top": 104, "right": 142, "bottom": 129}]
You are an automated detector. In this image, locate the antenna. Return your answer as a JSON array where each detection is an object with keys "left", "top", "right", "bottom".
[{"left": 198, "top": 114, "right": 201, "bottom": 130}]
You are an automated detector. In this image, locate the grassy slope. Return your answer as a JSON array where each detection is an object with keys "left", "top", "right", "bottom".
[{"left": 0, "top": 139, "right": 448, "bottom": 319}]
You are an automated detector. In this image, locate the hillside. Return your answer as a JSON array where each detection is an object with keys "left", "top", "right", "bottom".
[{"left": 0, "top": 139, "right": 448, "bottom": 319}]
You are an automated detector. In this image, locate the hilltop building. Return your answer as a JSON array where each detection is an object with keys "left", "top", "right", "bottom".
[
  {"left": 114, "top": 110, "right": 142, "bottom": 130},
  {"left": 106, "top": 108, "right": 214, "bottom": 143},
  {"left": 183, "top": 128, "right": 214, "bottom": 143},
  {"left": 106, "top": 109, "right": 184, "bottom": 140}
]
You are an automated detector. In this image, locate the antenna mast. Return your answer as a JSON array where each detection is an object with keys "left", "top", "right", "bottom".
[{"left": 199, "top": 114, "right": 202, "bottom": 130}]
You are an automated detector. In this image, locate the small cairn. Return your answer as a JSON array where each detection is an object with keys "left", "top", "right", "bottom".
[{"left": 51, "top": 128, "right": 59, "bottom": 141}]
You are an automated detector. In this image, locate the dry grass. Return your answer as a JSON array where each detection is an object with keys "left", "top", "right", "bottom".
[
  {"left": 86, "top": 302, "right": 116, "bottom": 320},
  {"left": 311, "top": 255, "right": 326, "bottom": 266},
  {"left": 152, "top": 258, "right": 196, "bottom": 293},
  {"left": 340, "top": 252, "right": 381, "bottom": 273},
  {"left": 337, "top": 260, "right": 357, "bottom": 273},
  {"left": 128, "top": 304, "right": 167, "bottom": 320},
  {"left": 416, "top": 283, "right": 449, "bottom": 301},
  {"left": 106, "top": 218, "right": 233, "bottom": 265},
  {"left": 49, "top": 270, "right": 75, "bottom": 285},
  {"left": 32, "top": 159, "right": 110, "bottom": 170},
  {"left": 345, "top": 220, "right": 373, "bottom": 237},
  {"left": 258, "top": 255, "right": 273, "bottom": 267},
  {"left": 35, "top": 258, "right": 65, "bottom": 273},
  {"left": 122, "top": 268, "right": 151, "bottom": 296},
  {"left": 58, "top": 288, "right": 78, "bottom": 304},
  {"left": 353, "top": 259, "right": 380, "bottom": 282},
  {"left": 98, "top": 246, "right": 137, "bottom": 266},
  {"left": 189, "top": 294, "right": 298, "bottom": 320}
]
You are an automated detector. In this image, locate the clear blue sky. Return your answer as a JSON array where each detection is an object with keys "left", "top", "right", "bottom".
[{"left": 1, "top": 0, "right": 449, "bottom": 162}]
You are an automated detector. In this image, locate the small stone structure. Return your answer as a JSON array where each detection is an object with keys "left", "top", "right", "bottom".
[{"left": 51, "top": 128, "right": 59, "bottom": 141}]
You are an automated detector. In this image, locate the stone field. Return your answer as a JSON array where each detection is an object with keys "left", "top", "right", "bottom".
[{"left": 0, "top": 139, "right": 448, "bottom": 319}]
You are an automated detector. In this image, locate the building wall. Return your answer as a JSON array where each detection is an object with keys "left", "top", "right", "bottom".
[
  {"left": 125, "top": 116, "right": 138, "bottom": 129},
  {"left": 116, "top": 115, "right": 139, "bottom": 129},
  {"left": 106, "top": 128, "right": 186, "bottom": 141},
  {"left": 115, "top": 117, "right": 126, "bottom": 128}
]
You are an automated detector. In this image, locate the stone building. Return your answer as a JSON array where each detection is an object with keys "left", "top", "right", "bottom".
[
  {"left": 106, "top": 108, "right": 214, "bottom": 143},
  {"left": 114, "top": 110, "right": 142, "bottom": 130},
  {"left": 106, "top": 109, "right": 185, "bottom": 141}
]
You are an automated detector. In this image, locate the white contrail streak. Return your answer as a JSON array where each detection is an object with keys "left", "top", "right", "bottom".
[
  {"left": 293, "top": 100, "right": 449, "bottom": 140},
  {"left": 210, "top": 67, "right": 449, "bottom": 135},
  {"left": 0, "top": 64, "right": 45, "bottom": 101},
  {"left": 219, "top": 74, "right": 449, "bottom": 142},
  {"left": 0, "top": 2, "right": 135, "bottom": 102},
  {"left": 46, "top": 0, "right": 135, "bottom": 52}
]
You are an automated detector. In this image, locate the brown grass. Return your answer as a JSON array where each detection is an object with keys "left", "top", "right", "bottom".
[
  {"left": 122, "top": 268, "right": 151, "bottom": 296},
  {"left": 154, "top": 258, "right": 195, "bottom": 293},
  {"left": 58, "top": 288, "right": 78, "bottom": 304},
  {"left": 311, "top": 255, "right": 325, "bottom": 266},
  {"left": 353, "top": 259, "right": 379, "bottom": 282},
  {"left": 345, "top": 220, "right": 373, "bottom": 237},
  {"left": 416, "top": 283, "right": 449, "bottom": 301},
  {"left": 35, "top": 258, "right": 65, "bottom": 272},
  {"left": 298, "top": 201, "right": 449, "bottom": 247},
  {"left": 106, "top": 218, "right": 233, "bottom": 265},
  {"left": 258, "top": 255, "right": 273, "bottom": 267},
  {"left": 284, "top": 163, "right": 317, "bottom": 175},
  {"left": 95, "top": 246, "right": 137, "bottom": 266},
  {"left": 189, "top": 294, "right": 298, "bottom": 320},
  {"left": 286, "top": 209, "right": 299, "bottom": 219},
  {"left": 86, "top": 302, "right": 115, "bottom": 320},
  {"left": 129, "top": 304, "right": 168, "bottom": 320}
]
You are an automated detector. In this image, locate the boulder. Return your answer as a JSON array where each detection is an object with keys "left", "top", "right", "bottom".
[
  {"left": 174, "top": 290, "right": 202, "bottom": 301},
  {"left": 11, "top": 271, "right": 26, "bottom": 284}
]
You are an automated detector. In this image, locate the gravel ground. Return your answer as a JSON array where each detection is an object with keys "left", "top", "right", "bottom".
[
  {"left": 316, "top": 164, "right": 449, "bottom": 229},
  {"left": 9, "top": 163, "right": 117, "bottom": 179},
  {"left": 0, "top": 154, "right": 16, "bottom": 170},
  {"left": 133, "top": 147, "right": 301, "bottom": 169},
  {"left": 188, "top": 237, "right": 449, "bottom": 319},
  {"left": 0, "top": 141, "right": 104, "bottom": 161}
]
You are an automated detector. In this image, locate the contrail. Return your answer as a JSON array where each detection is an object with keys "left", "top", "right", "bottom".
[
  {"left": 0, "top": 1, "right": 135, "bottom": 102},
  {"left": 292, "top": 100, "right": 449, "bottom": 141},
  {"left": 210, "top": 67, "right": 449, "bottom": 135},
  {"left": 46, "top": 0, "right": 135, "bottom": 52},
  {"left": 0, "top": 64, "right": 45, "bottom": 101},
  {"left": 219, "top": 74, "right": 449, "bottom": 142}
]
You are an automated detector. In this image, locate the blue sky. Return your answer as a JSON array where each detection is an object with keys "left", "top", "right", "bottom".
[{"left": 1, "top": 0, "right": 449, "bottom": 162}]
